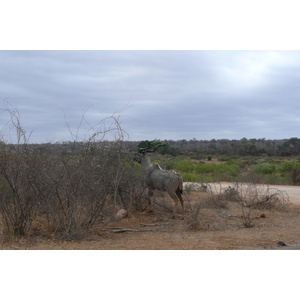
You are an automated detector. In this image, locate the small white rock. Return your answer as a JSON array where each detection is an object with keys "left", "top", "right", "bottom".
[{"left": 116, "top": 209, "right": 128, "bottom": 220}]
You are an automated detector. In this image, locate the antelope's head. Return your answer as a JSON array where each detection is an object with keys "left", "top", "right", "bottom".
[
  {"left": 137, "top": 139, "right": 166, "bottom": 168},
  {"left": 139, "top": 139, "right": 165, "bottom": 155}
]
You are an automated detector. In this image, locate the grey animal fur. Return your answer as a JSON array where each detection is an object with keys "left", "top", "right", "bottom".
[{"left": 139, "top": 140, "right": 184, "bottom": 218}]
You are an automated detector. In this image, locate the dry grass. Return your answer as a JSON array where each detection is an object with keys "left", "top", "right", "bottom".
[{"left": 1, "top": 188, "right": 300, "bottom": 250}]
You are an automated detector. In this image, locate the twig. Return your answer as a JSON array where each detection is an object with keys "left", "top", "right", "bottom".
[
  {"left": 140, "top": 222, "right": 173, "bottom": 227},
  {"left": 246, "top": 197, "right": 271, "bottom": 207},
  {"left": 100, "top": 227, "right": 155, "bottom": 233},
  {"left": 152, "top": 201, "right": 173, "bottom": 212}
]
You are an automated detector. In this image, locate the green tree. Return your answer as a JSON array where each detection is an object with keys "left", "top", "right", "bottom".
[{"left": 281, "top": 161, "right": 300, "bottom": 185}]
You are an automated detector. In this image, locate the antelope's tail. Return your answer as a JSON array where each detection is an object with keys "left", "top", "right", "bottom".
[
  {"left": 176, "top": 182, "right": 184, "bottom": 211},
  {"left": 179, "top": 178, "right": 183, "bottom": 194}
]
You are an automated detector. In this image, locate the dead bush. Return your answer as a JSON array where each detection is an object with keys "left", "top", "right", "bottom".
[
  {"left": 0, "top": 110, "right": 40, "bottom": 237},
  {"left": 184, "top": 205, "right": 202, "bottom": 230},
  {"left": 0, "top": 104, "right": 144, "bottom": 240},
  {"left": 183, "top": 184, "right": 227, "bottom": 231},
  {"left": 201, "top": 182, "right": 229, "bottom": 209},
  {"left": 246, "top": 187, "right": 290, "bottom": 211},
  {"left": 225, "top": 182, "right": 290, "bottom": 211},
  {"left": 184, "top": 204, "right": 221, "bottom": 231},
  {"left": 222, "top": 186, "right": 240, "bottom": 202},
  {"left": 219, "top": 182, "right": 290, "bottom": 228},
  {"left": 198, "top": 194, "right": 228, "bottom": 210}
]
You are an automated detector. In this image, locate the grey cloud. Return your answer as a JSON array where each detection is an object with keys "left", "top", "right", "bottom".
[{"left": 1, "top": 50, "right": 300, "bottom": 143}]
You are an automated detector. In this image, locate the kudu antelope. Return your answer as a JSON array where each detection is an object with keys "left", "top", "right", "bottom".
[{"left": 139, "top": 140, "right": 184, "bottom": 218}]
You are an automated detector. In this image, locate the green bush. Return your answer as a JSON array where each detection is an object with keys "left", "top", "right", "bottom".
[
  {"left": 280, "top": 161, "right": 300, "bottom": 184},
  {"left": 203, "top": 175, "right": 214, "bottom": 183},
  {"left": 166, "top": 158, "right": 242, "bottom": 182},
  {"left": 251, "top": 163, "right": 276, "bottom": 175},
  {"left": 190, "top": 154, "right": 207, "bottom": 160},
  {"left": 182, "top": 172, "right": 200, "bottom": 182},
  {"left": 195, "top": 163, "right": 215, "bottom": 174},
  {"left": 218, "top": 155, "right": 230, "bottom": 161},
  {"left": 167, "top": 159, "right": 195, "bottom": 173},
  {"left": 215, "top": 163, "right": 240, "bottom": 177}
]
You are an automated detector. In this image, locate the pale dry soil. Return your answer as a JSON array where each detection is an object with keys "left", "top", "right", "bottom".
[{"left": 2, "top": 182, "right": 300, "bottom": 250}]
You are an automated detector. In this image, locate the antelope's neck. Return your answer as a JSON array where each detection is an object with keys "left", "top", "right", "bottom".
[{"left": 141, "top": 155, "right": 151, "bottom": 173}]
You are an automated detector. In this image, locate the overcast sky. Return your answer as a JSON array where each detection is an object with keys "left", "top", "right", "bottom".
[{"left": 1, "top": 50, "right": 300, "bottom": 143}]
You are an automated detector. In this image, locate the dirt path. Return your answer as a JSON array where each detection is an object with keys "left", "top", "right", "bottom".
[
  {"left": 185, "top": 182, "right": 300, "bottom": 204},
  {"left": 221, "top": 182, "right": 300, "bottom": 204}
]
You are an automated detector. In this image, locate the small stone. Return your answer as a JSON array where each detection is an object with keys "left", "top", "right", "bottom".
[
  {"left": 277, "top": 241, "right": 287, "bottom": 246},
  {"left": 116, "top": 209, "right": 128, "bottom": 220}
]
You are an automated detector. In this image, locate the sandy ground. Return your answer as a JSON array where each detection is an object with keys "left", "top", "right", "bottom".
[
  {"left": 220, "top": 182, "right": 300, "bottom": 205},
  {"left": 1, "top": 182, "right": 300, "bottom": 250},
  {"left": 185, "top": 181, "right": 299, "bottom": 201}
]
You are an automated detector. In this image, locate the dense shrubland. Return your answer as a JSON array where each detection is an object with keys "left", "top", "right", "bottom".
[
  {"left": 158, "top": 137, "right": 300, "bottom": 157},
  {"left": 0, "top": 107, "right": 145, "bottom": 239}
]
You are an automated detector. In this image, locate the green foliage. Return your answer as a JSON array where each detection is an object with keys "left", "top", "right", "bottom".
[
  {"left": 280, "top": 161, "right": 300, "bottom": 184},
  {"left": 182, "top": 172, "right": 200, "bottom": 182},
  {"left": 194, "top": 163, "right": 214, "bottom": 174},
  {"left": 190, "top": 154, "right": 207, "bottom": 160},
  {"left": 167, "top": 159, "right": 195, "bottom": 173},
  {"left": 165, "top": 158, "right": 240, "bottom": 182},
  {"left": 251, "top": 163, "right": 277, "bottom": 175},
  {"left": 215, "top": 162, "right": 240, "bottom": 177},
  {"left": 280, "top": 137, "right": 300, "bottom": 155},
  {"left": 144, "top": 149, "right": 300, "bottom": 185},
  {"left": 203, "top": 176, "right": 215, "bottom": 183},
  {"left": 218, "top": 155, "right": 230, "bottom": 161},
  {"left": 280, "top": 161, "right": 300, "bottom": 172}
]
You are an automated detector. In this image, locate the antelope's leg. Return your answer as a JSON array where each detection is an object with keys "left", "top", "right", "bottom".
[
  {"left": 176, "top": 188, "right": 185, "bottom": 215},
  {"left": 168, "top": 191, "right": 180, "bottom": 218},
  {"left": 148, "top": 189, "right": 154, "bottom": 212}
]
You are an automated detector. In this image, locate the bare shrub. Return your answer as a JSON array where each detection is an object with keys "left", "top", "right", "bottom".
[
  {"left": 219, "top": 183, "right": 263, "bottom": 228},
  {"left": 205, "top": 182, "right": 223, "bottom": 195},
  {"left": 223, "top": 182, "right": 290, "bottom": 211},
  {"left": 184, "top": 203, "right": 222, "bottom": 231},
  {"left": 184, "top": 205, "right": 202, "bottom": 230},
  {"left": 222, "top": 186, "right": 239, "bottom": 202},
  {"left": 203, "top": 194, "right": 229, "bottom": 209},
  {"left": 183, "top": 183, "right": 227, "bottom": 231},
  {"left": 36, "top": 152, "right": 110, "bottom": 240},
  {"left": 246, "top": 187, "right": 290, "bottom": 210},
  {"left": 219, "top": 182, "right": 290, "bottom": 228},
  {"left": 238, "top": 173, "right": 265, "bottom": 184},
  {"left": 37, "top": 133, "right": 143, "bottom": 240},
  {"left": 190, "top": 182, "right": 291, "bottom": 229},
  {"left": 0, "top": 109, "right": 39, "bottom": 237},
  {"left": 201, "top": 182, "right": 229, "bottom": 209},
  {"left": 109, "top": 154, "right": 145, "bottom": 212},
  {"left": 0, "top": 104, "right": 143, "bottom": 240}
]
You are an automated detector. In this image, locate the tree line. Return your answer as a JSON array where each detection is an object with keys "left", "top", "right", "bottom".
[
  {"left": 136, "top": 137, "right": 300, "bottom": 157},
  {"left": 4, "top": 136, "right": 300, "bottom": 157}
]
